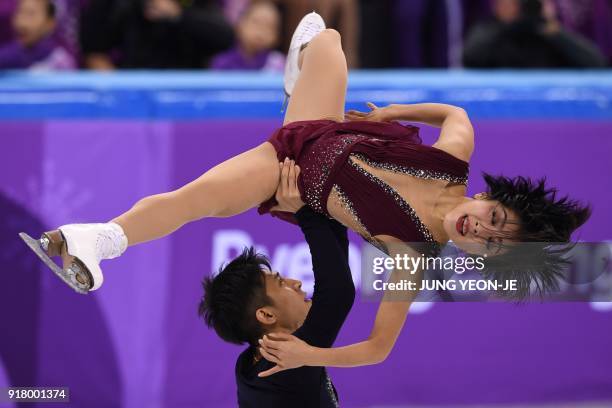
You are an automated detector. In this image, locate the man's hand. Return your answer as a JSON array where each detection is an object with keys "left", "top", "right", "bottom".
[
  {"left": 345, "top": 102, "right": 397, "bottom": 122},
  {"left": 270, "top": 158, "right": 304, "bottom": 213},
  {"left": 257, "top": 332, "right": 314, "bottom": 377}
]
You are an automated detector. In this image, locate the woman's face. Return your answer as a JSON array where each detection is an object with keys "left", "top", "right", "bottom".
[{"left": 443, "top": 197, "right": 521, "bottom": 255}]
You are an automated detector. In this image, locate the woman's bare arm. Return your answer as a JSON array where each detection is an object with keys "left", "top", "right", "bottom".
[
  {"left": 307, "top": 251, "right": 421, "bottom": 367},
  {"left": 259, "top": 298, "right": 411, "bottom": 374},
  {"left": 306, "top": 298, "right": 412, "bottom": 367},
  {"left": 346, "top": 102, "right": 475, "bottom": 162},
  {"left": 387, "top": 103, "right": 475, "bottom": 162},
  {"left": 259, "top": 244, "right": 422, "bottom": 374},
  {"left": 385, "top": 103, "right": 465, "bottom": 127}
]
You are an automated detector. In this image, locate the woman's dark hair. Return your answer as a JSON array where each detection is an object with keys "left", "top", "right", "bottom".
[
  {"left": 198, "top": 247, "right": 273, "bottom": 345},
  {"left": 477, "top": 173, "right": 591, "bottom": 299},
  {"left": 483, "top": 173, "right": 591, "bottom": 242}
]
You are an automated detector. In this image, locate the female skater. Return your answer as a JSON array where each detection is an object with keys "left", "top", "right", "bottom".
[{"left": 23, "top": 12, "right": 589, "bottom": 305}]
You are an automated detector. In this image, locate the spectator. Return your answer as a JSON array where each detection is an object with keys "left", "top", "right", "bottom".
[
  {"left": 359, "top": 0, "right": 466, "bottom": 69},
  {"left": 0, "top": 0, "right": 75, "bottom": 70},
  {"left": 391, "top": 0, "right": 456, "bottom": 68},
  {"left": 52, "top": 0, "right": 83, "bottom": 62},
  {"left": 0, "top": 0, "right": 17, "bottom": 45},
  {"left": 554, "top": 0, "right": 612, "bottom": 66},
  {"left": 357, "top": 0, "right": 392, "bottom": 68},
  {"left": 80, "top": 0, "right": 234, "bottom": 69},
  {"left": 222, "top": 0, "right": 249, "bottom": 24},
  {"left": 211, "top": 1, "right": 285, "bottom": 71},
  {"left": 462, "top": 0, "right": 495, "bottom": 35},
  {"left": 463, "top": 0, "right": 607, "bottom": 68}
]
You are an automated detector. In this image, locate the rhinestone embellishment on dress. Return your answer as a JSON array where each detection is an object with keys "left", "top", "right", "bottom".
[
  {"left": 351, "top": 153, "right": 468, "bottom": 185},
  {"left": 349, "top": 159, "right": 438, "bottom": 244},
  {"left": 302, "top": 134, "right": 366, "bottom": 213},
  {"left": 332, "top": 184, "right": 371, "bottom": 238},
  {"left": 323, "top": 369, "right": 339, "bottom": 407}
]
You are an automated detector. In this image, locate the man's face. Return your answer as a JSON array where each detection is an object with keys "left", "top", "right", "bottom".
[
  {"left": 260, "top": 271, "right": 311, "bottom": 332},
  {"left": 12, "top": 0, "right": 55, "bottom": 47}
]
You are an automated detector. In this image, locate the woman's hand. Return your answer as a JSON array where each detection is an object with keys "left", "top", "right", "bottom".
[
  {"left": 257, "top": 332, "right": 314, "bottom": 377},
  {"left": 270, "top": 158, "right": 304, "bottom": 213},
  {"left": 345, "top": 102, "right": 397, "bottom": 122}
]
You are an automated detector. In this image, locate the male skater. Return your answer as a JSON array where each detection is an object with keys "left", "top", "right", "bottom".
[{"left": 199, "top": 160, "right": 355, "bottom": 407}]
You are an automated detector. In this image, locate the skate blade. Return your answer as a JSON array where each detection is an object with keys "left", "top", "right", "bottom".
[{"left": 19, "top": 232, "right": 89, "bottom": 295}]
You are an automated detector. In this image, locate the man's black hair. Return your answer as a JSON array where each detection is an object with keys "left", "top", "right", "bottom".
[{"left": 198, "top": 247, "right": 273, "bottom": 345}]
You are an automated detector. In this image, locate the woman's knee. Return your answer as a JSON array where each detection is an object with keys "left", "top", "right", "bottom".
[
  {"left": 307, "top": 29, "right": 346, "bottom": 71},
  {"left": 312, "top": 29, "right": 342, "bottom": 48},
  {"left": 322, "top": 28, "right": 341, "bottom": 41}
]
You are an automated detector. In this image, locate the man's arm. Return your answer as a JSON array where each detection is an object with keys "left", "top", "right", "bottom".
[
  {"left": 300, "top": 259, "right": 421, "bottom": 367},
  {"left": 271, "top": 159, "right": 355, "bottom": 349},
  {"left": 293, "top": 206, "right": 354, "bottom": 348}
]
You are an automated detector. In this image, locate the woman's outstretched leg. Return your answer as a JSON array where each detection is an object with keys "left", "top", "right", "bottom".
[
  {"left": 112, "top": 26, "right": 350, "bottom": 246},
  {"left": 37, "top": 142, "right": 280, "bottom": 291},
  {"left": 283, "top": 29, "right": 348, "bottom": 125},
  {"left": 112, "top": 142, "right": 280, "bottom": 246},
  {"left": 28, "top": 14, "right": 347, "bottom": 292}
]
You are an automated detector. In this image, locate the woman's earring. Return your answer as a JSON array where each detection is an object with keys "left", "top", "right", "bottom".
[{"left": 473, "top": 192, "right": 489, "bottom": 200}]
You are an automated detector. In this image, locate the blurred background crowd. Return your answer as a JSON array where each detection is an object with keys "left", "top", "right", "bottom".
[{"left": 0, "top": 0, "right": 610, "bottom": 71}]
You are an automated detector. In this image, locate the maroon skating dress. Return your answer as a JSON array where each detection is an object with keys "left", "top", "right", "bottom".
[{"left": 258, "top": 119, "right": 469, "bottom": 250}]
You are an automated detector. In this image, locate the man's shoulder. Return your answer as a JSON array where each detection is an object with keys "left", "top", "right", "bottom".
[
  {"left": 235, "top": 346, "right": 258, "bottom": 372},
  {"left": 235, "top": 346, "right": 275, "bottom": 380},
  {"left": 234, "top": 344, "right": 330, "bottom": 407},
  {"left": 235, "top": 343, "right": 321, "bottom": 384}
]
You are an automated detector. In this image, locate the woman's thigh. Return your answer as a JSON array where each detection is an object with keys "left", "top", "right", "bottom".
[
  {"left": 177, "top": 142, "right": 280, "bottom": 219},
  {"left": 283, "top": 29, "right": 348, "bottom": 126}
]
